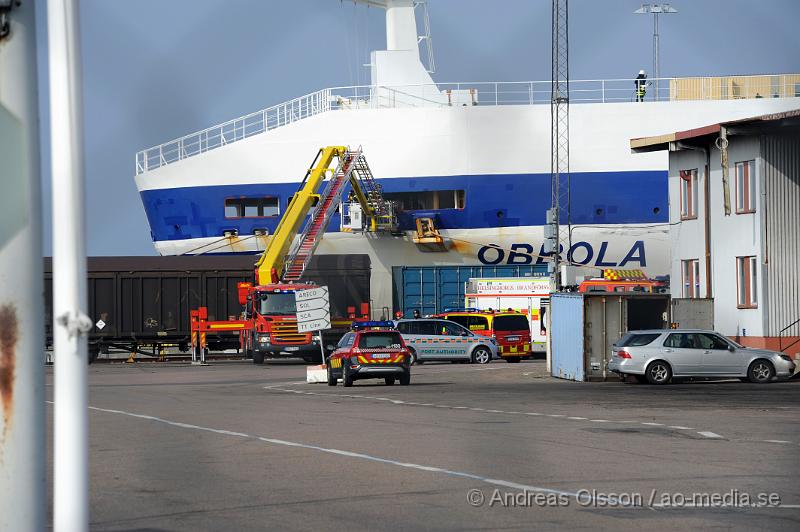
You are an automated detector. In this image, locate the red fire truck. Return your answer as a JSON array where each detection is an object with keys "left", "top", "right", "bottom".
[{"left": 190, "top": 146, "right": 396, "bottom": 363}]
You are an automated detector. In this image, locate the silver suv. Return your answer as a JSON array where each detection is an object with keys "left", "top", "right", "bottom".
[
  {"left": 607, "top": 329, "right": 796, "bottom": 384},
  {"left": 395, "top": 319, "right": 498, "bottom": 364}
]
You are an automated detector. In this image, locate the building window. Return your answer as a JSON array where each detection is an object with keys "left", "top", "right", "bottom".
[
  {"left": 679, "top": 169, "right": 698, "bottom": 220},
  {"left": 735, "top": 160, "right": 756, "bottom": 214},
  {"left": 771, "top": 76, "right": 781, "bottom": 98},
  {"left": 681, "top": 259, "right": 700, "bottom": 298},
  {"left": 224, "top": 197, "right": 280, "bottom": 218},
  {"left": 382, "top": 190, "right": 466, "bottom": 211},
  {"left": 736, "top": 256, "right": 758, "bottom": 308}
]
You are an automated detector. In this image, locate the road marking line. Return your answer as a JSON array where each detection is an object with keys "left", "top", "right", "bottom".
[
  {"left": 763, "top": 439, "right": 792, "bottom": 444},
  {"left": 46, "top": 401, "right": 800, "bottom": 512},
  {"left": 263, "top": 387, "right": 725, "bottom": 439},
  {"left": 81, "top": 404, "right": 612, "bottom": 505},
  {"left": 262, "top": 381, "right": 307, "bottom": 389}
]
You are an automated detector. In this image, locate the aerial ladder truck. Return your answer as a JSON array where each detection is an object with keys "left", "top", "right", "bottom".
[{"left": 190, "top": 146, "right": 397, "bottom": 364}]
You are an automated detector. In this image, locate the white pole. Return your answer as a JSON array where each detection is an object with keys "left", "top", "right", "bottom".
[
  {"left": 0, "top": 1, "right": 46, "bottom": 530},
  {"left": 48, "top": 0, "right": 91, "bottom": 531},
  {"left": 318, "top": 329, "right": 326, "bottom": 365}
]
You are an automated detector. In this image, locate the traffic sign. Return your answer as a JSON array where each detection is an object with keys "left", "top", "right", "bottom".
[
  {"left": 296, "top": 297, "right": 329, "bottom": 312},
  {"left": 297, "top": 317, "right": 331, "bottom": 333},
  {"left": 295, "top": 286, "right": 331, "bottom": 334},
  {"left": 295, "top": 286, "right": 329, "bottom": 302},
  {"left": 297, "top": 308, "right": 329, "bottom": 322}
]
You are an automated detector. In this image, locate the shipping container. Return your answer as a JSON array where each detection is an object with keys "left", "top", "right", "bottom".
[
  {"left": 551, "top": 293, "right": 670, "bottom": 381},
  {"left": 392, "top": 265, "right": 548, "bottom": 317},
  {"left": 44, "top": 254, "right": 370, "bottom": 358}
]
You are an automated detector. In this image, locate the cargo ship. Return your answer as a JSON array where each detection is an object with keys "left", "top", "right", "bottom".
[{"left": 133, "top": 0, "right": 800, "bottom": 313}]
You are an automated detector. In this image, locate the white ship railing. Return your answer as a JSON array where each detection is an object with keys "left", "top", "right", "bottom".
[{"left": 136, "top": 73, "right": 800, "bottom": 174}]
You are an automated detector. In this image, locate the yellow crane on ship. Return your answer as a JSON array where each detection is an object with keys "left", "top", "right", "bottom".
[{"left": 254, "top": 145, "right": 397, "bottom": 285}]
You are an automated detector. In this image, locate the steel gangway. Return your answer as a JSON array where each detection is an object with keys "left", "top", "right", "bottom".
[
  {"left": 348, "top": 154, "right": 394, "bottom": 227},
  {"left": 281, "top": 148, "right": 395, "bottom": 282}
]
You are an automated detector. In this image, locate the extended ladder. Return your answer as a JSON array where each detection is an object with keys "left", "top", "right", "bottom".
[
  {"left": 281, "top": 148, "right": 395, "bottom": 282},
  {"left": 281, "top": 153, "right": 355, "bottom": 282}
]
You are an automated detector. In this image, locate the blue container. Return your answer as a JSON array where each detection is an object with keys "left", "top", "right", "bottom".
[{"left": 393, "top": 265, "right": 547, "bottom": 318}]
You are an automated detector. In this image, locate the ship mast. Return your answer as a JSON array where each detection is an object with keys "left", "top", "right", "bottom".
[
  {"left": 349, "top": 0, "right": 435, "bottom": 75},
  {"left": 348, "top": 0, "right": 441, "bottom": 102}
]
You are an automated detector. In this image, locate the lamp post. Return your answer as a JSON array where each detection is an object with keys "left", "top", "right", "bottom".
[{"left": 634, "top": 3, "right": 678, "bottom": 101}]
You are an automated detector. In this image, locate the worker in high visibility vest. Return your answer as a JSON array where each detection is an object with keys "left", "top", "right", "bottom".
[{"left": 635, "top": 70, "right": 647, "bottom": 102}]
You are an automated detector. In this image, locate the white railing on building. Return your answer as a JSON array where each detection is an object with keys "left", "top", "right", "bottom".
[{"left": 136, "top": 73, "right": 800, "bottom": 175}]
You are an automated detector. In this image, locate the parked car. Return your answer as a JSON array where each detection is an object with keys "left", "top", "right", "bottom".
[
  {"left": 608, "top": 329, "right": 796, "bottom": 384},
  {"left": 394, "top": 318, "right": 498, "bottom": 364}
]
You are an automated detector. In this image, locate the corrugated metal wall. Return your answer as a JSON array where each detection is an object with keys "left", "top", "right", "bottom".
[
  {"left": 550, "top": 293, "right": 585, "bottom": 381},
  {"left": 763, "top": 134, "right": 800, "bottom": 337}
]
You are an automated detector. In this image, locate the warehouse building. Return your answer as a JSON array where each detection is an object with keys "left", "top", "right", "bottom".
[{"left": 631, "top": 109, "right": 800, "bottom": 356}]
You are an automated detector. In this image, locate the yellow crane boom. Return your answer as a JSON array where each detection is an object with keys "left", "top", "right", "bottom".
[
  {"left": 255, "top": 146, "right": 344, "bottom": 285},
  {"left": 254, "top": 146, "right": 387, "bottom": 286}
]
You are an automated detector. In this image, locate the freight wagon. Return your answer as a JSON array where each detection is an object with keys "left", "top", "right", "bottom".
[{"left": 44, "top": 255, "right": 370, "bottom": 361}]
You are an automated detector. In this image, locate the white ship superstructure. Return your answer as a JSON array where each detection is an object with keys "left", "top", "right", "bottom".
[{"left": 133, "top": 0, "right": 800, "bottom": 311}]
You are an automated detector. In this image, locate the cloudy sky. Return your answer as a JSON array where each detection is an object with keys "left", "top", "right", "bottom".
[{"left": 34, "top": 0, "right": 800, "bottom": 256}]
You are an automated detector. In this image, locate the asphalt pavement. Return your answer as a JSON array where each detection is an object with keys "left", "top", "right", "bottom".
[{"left": 45, "top": 359, "right": 800, "bottom": 531}]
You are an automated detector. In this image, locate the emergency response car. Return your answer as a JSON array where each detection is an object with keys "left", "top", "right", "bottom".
[
  {"left": 395, "top": 318, "right": 499, "bottom": 364},
  {"left": 327, "top": 322, "right": 411, "bottom": 387},
  {"left": 434, "top": 309, "right": 532, "bottom": 363}
]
